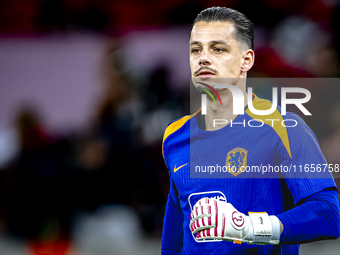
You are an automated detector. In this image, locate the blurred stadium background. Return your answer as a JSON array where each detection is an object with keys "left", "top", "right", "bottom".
[{"left": 0, "top": 0, "right": 340, "bottom": 254}]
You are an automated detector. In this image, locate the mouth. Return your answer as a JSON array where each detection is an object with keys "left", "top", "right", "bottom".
[{"left": 197, "top": 70, "right": 216, "bottom": 78}]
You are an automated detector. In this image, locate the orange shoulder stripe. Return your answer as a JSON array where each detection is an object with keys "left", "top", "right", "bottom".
[
  {"left": 162, "top": 110, "right": 200, "bottom": 160},
  {"left": 246, "top": 94, "right": 292, "bottom": 158},
  {"left": 163, "top": 115, "right": 191, "bottom": 143}
]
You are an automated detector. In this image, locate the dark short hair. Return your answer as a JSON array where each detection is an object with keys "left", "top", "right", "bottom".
[{"left": 193, "top": 7, "right": 254, "bottom": 50}]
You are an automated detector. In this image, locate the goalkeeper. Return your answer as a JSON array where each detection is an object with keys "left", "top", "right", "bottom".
[{"left": 161, "top": 7, "right": 340, "bottom": 255}]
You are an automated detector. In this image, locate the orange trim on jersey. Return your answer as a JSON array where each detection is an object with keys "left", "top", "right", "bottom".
[
  {"left": 163, "top": 115, "right": 191, "bottom": 143},
  {"left": 162, "top": 110, "right": 200, "bottom": 159},
  {"left": 245, "top": 94, "right": 292, "bottom": 158},
  {"left": 162, "top": 110, "right": 201, "bottom": 143}
]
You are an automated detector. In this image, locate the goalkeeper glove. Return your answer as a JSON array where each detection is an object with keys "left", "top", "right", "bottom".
[{"left": 190, "top": 197, "right": 281, "bottom": 245}]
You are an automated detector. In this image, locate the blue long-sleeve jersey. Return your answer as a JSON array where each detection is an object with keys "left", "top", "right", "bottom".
[{"left": 161, "top": 95, "right": 339, "bottom": 254}]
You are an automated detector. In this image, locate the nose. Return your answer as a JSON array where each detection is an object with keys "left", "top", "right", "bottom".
[{"left": 199, "top": 50, "right": 212, "bottom": 66}]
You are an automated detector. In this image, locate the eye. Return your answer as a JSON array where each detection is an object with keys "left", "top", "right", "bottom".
[
  {"left": 191, "top": 48, "right": 201, "bottom": 54},
  {"left": 214, "top": 47, "right": 225, "bottom": 53}
]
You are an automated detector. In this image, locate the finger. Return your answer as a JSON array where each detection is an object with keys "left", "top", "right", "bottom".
[
  {"left": 190, "top": 208, "right": 216, "bottom": 230},
  {"left": 190, "top": 215, "right": 206, "bottom": 233},
  {"left": 190, "top": 215, "right": 215, "bottom": 234},
  {"left": 195, "top": 200, "right": 219, "bottom": 239},
  {"left": 196, "top": 228, "right": 217, "bottom": 240},
  {"left": 190, "top": 203, "right": 212, "bottom": 224},
  {"left": 192, "top": 197, "right": 213, "bottom": 213},
  {"left": 191, "top": 198, "right": 214, "bottom": 220},
  {"left": 191, "top": 200, "right": 202, "bottom": 220}
]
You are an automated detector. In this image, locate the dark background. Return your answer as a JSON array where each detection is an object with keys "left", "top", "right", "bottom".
[{"left": 0, "top": 0, "right": 340, "bottom": 254}]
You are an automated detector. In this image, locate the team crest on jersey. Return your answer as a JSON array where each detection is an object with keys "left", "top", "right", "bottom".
[{"left": 226, "top": 147, "right": 248, "bottom": 177}]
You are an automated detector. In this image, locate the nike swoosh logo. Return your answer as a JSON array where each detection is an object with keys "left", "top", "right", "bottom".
[{"left": 174, "top": 163, "right": 189, "bottom": 173}]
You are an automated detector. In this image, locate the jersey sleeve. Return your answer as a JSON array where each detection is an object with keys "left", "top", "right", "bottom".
[
  {"left": 278, "top": 112, "right": 338, "bottom": 205},
  {"left": 277, "top": 189, "right": 340, "bottom": 244},
  {"left": 161, "top": 123, "right": 184, "bottom": 254},
  {"left": 161, "top": 178, "right": 184, "bottom": 254}
]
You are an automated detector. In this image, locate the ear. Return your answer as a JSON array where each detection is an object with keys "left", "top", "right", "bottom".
[{"left": 241, "top": 49, "right": 255, "bottom": 73}]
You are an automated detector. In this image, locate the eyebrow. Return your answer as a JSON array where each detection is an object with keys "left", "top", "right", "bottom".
[
  {"left": 190, "top": 41, "right": 202, "bottom": 46},
  {"left": 189, "top": 40, "right": 230, "bottom": 47}
]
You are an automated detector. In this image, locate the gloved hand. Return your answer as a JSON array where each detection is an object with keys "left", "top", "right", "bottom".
[{"left": 190, "top": 197, "right": 281, "bottom": 245}]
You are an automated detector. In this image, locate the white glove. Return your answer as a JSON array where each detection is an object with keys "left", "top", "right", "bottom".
[{"left": 190, "top": 197, "right": 281, "bottom": 245}]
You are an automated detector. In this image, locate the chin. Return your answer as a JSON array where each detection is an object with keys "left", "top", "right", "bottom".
[{"left": 213, "top": 77, "right": 240, "bottom": 85}]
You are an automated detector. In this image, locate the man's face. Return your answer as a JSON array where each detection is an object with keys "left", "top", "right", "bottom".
[{"left": 190, "top": 21, "right": 246, "bottom": 84}]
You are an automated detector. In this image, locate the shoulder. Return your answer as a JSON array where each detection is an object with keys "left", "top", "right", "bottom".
[
  {"left": 284, "top": 112, "right": 312, "bottom": 131},
  {"left": 246, "top": 95, "right": 316, "bottom": 158},
  {"left": 162, "top": 114, "right": 193, "bottom": 161},
  {"left": 284, "top": 112, "right": 320, "bottom": 149},
  {"left": 162, "top": 114, "right": 193, "bottom": 144}
]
